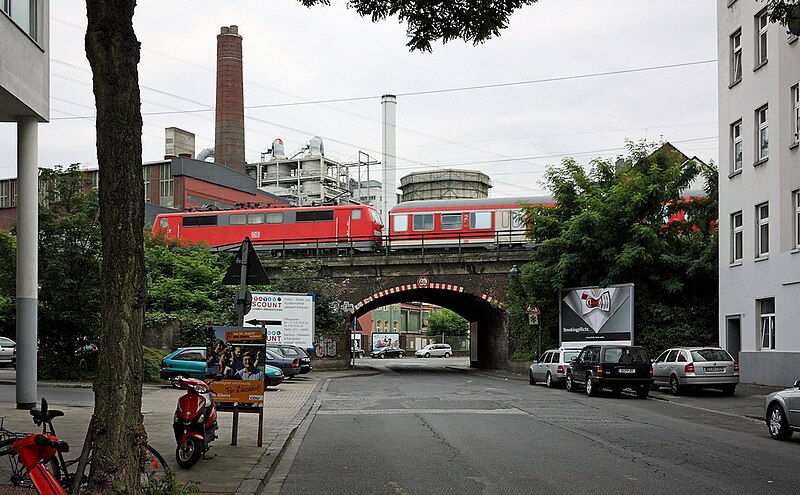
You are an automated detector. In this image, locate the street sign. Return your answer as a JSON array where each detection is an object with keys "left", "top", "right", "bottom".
[
  {"left": 528, "top": 314, "right": 538, "bottom": 325},
  {"left": 221, "top": 237, "right": 271, "bottom": 286},
  {"left": 525, "top": 304, "right": 540, "bottom": 315}
]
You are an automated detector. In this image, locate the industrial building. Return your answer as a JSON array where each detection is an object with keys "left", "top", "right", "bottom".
[{"left": 399, "top": 169, "right": 492, "bottom": 201}]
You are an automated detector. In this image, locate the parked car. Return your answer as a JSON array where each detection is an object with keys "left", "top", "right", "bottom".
[
  {"left": 765, "top": 380, "right": 800, "bottom": 440},
  {"left": 371, "top": 346, "right": 405, "bottom": 359},
  {"left": 352, "top": 347, "right": 365, "bottom": 359},
  {"left": 566, "top": 345, "right": 652, "bottom": 398},
  {"left": 267, "top": 344, "right": 312, "bottom": 374},
  {"left": 263, "top": 348, "right": 301, "bottom": 379},
  {"left": 0, "top": 337, "right": 15, "bottom": 368},
  {"left": 414, "top": 343, "right": 452, "bottom": 358},
  {"left": 160, "top": 346, "right": 285, "bottom": 387},
  {"left": 529, "top": 348, "right": 580, "bottom": 388},
  {"left": 652, "top": 347, "right": 739, "bottom": 396}
]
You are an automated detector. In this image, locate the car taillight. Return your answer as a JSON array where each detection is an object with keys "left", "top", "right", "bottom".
[
  {"left": 684, "top": 363, "right": 695, "bottom": 373},
  {"left": 292, "top": 359, "right": 298, "bottom": 368},
  {"left": 557, "top": 365, "right": 564, "bottom": 374},
  {"left": 649, "top": 367, "right": 653, "bottom": 379},
  {"left": 734, "top": 362, "right": 739, "bottom": 372},
  {"left": 596, "top": 365, "right": 603, "bottom": 378},
  {"left": 161, "top": 360, "right": 166, "bottom": 368}
]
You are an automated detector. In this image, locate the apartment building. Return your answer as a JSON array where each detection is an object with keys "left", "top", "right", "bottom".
[{"left": 718, "top": 1, "right": 800, "bottom": 385}]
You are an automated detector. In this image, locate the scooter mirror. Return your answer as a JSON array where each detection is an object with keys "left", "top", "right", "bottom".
[{"left": 41, "top": 397, "right": 48, "bottom": 418}]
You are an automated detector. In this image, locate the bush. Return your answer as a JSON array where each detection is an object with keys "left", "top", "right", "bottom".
[{"left": 144, "top": 346, "right": 167, "bottom": 383}]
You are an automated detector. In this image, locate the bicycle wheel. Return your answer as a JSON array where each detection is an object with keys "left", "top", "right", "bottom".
[{"left": 141, "top": 444, "right": 168, "bottom": 484}]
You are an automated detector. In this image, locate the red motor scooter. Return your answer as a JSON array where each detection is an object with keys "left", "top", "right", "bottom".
[
  {"left": 4, "top": 433, "right": 70, "bottom": 495},
  {"left": 172, "top": 377, "right": 218, "bottom": 468}
]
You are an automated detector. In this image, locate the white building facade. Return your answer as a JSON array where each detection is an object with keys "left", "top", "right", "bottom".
[{"left": 717, "top": 0, "right": 800, "bottom": 386}]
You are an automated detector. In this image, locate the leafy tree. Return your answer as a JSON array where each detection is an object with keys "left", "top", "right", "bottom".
[
  {"left": 145, "top": 235, "right": 237, "bottom": 346},
  {"left": 513, "top": 142, "right": 718, "bottom": 358},
  {"left": 299, "top": 0, "right": 537, "bottom": 51},
  {"left": 0, "top": 230, "right": 15, "bottom": 337},
  {"left": 37, "top": 165, "right": 103, "bottom": 378},
  {"left": 765, "top": 0, "right": 800, "bottom": 27},
  {"left": 83, "top": 1, "right": 533, "bottom": 490},
  {"left": 426, "top": 308, "right": 469, "bottom": 337}
]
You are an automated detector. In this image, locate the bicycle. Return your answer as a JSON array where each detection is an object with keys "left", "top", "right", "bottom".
[{"left": 1, "top": 397, "right": 168, "bottom": 494}]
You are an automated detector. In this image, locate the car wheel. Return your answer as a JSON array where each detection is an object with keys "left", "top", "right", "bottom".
[
  {"left": 566, "top": 373, "right": 576, "bottom": 393},
  {"left": 424, "top": 352, "right": 430, "bottom": 358},
  {"left": 636, "top": 385, "right": 649, "bottom": 399},
  {"left": 444, "top": 352, "right": 451, "bottom": 358},
  {"left": 768, "top": 403, "right": 793, "bottom": 440},
  {"left": 379, "top": 353, "right": 385, "bottom": 359},
  {"left": 585, "top": 375, "right": 597, "bottom": 396},
  {"left": 546, "top": 372, "right": 554, "bottom": 389},
  {"left": 669, "top": 375, "right": 682, "bottom": 395},
  {"left": 398, "top": 352, "right": 404, "bottom": 358},
  {"left": 171, "top": 374, "right": 186, "bottom": 389},
  {"left": 529, "top": 370, "right": 536, "bottom": 385},
  {"left": 721, "top": 384, "right": 736, "bottom": 396}
]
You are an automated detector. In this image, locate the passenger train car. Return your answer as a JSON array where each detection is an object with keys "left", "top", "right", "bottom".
[
  {"left": 387, "top": 196, "right": 554, "bottom": 249},
  {"left": 153, "top": 204, "right": 384, "bottom": 252}
]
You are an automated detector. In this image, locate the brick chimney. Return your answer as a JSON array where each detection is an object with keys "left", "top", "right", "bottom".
[{"left": 215, "top": 25, "right": 246, "bottom": 173}]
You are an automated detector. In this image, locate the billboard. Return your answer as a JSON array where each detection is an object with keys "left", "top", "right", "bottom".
[
  {"left": 244, "top": 293, "right": 315, "bottom": 349},
  {"left": 372, "top": 332, "right": 400, "bottom": 350},
  {"left": 559, "top": 284, "right": 634, "bottom": 347},
  {"left": 206, "top": 326, "right": 265, "bottom": 405}
]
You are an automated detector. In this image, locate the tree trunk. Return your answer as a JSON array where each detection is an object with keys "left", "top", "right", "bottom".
[{"left": 84, "top": 1, "right": 147, "bottom": 492}]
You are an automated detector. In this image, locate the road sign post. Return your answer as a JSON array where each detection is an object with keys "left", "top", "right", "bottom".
[{"left": 525, "top": 305, "right": 542, "bottom": 356}]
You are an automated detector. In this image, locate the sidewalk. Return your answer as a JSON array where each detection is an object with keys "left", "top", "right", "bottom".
[{"left": 0, "top": 368, "right": 377, "bottom": 495}]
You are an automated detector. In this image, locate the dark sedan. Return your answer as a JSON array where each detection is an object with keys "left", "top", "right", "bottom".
[
  {"left": 370, "top": 346, "right": 405, "bottom": 359},
  {"left": 263, "top": 348, "right": 301, "bottom": 378}
]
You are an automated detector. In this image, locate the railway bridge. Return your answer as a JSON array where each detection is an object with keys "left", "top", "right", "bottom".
[{"left": 259, "top": 248, "right": 531, "bottom": 370}]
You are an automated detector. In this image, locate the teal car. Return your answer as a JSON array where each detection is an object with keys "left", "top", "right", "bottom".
[{"left": 159, "top": 346, "right": 284, "bottom": 387}]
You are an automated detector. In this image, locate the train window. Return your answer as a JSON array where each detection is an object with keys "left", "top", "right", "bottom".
[
  {"left": 230, "top": 214, "right": 247, "bottom": 225},
  {"left": 511, "top": 210, "right": 524, "bottom": 228},
  {"left": 296, "top": 210, "right": 334, "bottom": 222},
  {"left": 371, "top": 209, "right": 383, "bottom": 226},
  {"left": 469, "top": 212, "right": 491, "bottom": 229},
  {"left": 500, "top": 211, "right": 511, "bottom": 229},
  {"left": 265, "top": 212, "right": 284, "bottom": 224},
  {"left": 351, "top": 209, "right": 362, "bottom": 220},
  {"left": 413, "top": 214, "right": 434, "bottom": 231},
  {"left": 183, "top": 215, "right": 218, "bottom": 227},
  {"left": 394, "top": 215, "right": 408, "bottom": 232},
  {"left": 159, "top": 218, "right": 169, "bottom": 229},
  {"left": 441, "top": 213, "right": 462, "bottom": 230},
  {"left": 248, "top": 213, "right": 265, "bottom": 224}
]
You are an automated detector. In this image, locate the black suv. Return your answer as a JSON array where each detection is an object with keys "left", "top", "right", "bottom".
[
  {"left": 566, "top": 345, "right": 652, "bottom": 398},
  {"left": 267, "top": 344, "right": 312, "bottom": 374}
]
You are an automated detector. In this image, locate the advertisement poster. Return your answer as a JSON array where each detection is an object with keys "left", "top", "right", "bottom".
[
  {"left": 372, "top": 332, "right": 400, "bottom": 350},
  {"left": 206, "top": 326, "right": 266, "bottom": 405},
  {"left": 559, "top": 284, "right": 634, "bottom": 347},
  {"left": 244, "top": 293, "right": 315, "bottom": 349}
]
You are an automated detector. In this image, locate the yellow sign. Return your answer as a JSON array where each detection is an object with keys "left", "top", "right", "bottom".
[{"left": 206, "top": 379, "right": 264, "bottom": 405}]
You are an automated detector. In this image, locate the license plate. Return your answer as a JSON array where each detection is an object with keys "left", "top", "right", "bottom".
[
  {"left": 619, "top": 368, "right": 636, "bottom": 374},
  {"left": 705, "top": 367, "right": 725, "bottom": 372}
]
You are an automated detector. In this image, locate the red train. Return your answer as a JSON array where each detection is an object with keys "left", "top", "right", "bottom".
[
  {"left": 152, "top": 196, "right": 552, "bottom": 252},
  {"left": 153, "top": 204, "right": 384, "bottom": 252}
]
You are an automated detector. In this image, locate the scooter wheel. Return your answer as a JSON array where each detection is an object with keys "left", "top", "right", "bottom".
[{"left": 175, "top": 437, "right": 202, "bottom": 469}]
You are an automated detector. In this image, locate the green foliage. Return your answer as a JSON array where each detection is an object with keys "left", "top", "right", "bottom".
[
  {"left": 145, "top": 235, "right": 238, "bottom": 347},
  {"left": 299, "top": 0, "right": 538, "bottom": 51},
  {"left": 513, "top": 142, "right": 718, "bottom": 358},
  {"left": 267, "top": 260, "right": 348, "bottom": 338},
  {"left": 143, "top": 346, "right": 167, "bottom": 383},
  {"left": 426, "top": 308, "right": 469, "bottom": 337},
  {"left": 142, "top": 468, "right": 199, "bottom": 495},
  {"left": 37, "top": 165, "right": 103, "bottom": 377},
  {"left": 0, "top": 230, "right": 15, "bottom": 338},
  {"left": 766, "top": 1, "right": 800, "bottom": 26}
]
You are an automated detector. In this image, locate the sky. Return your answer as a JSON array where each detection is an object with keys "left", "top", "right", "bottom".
[{"left": 0, "top": 0, "right": 719, "bottom": 198}]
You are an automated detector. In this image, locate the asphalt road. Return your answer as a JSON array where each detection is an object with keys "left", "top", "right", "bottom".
[{"left": 268, "top": 358, "right": 800, "bottom": 495}]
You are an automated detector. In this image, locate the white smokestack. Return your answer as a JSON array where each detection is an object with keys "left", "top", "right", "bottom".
[{"left": 381, "top": 94, "right": 397, "bottom": 231}]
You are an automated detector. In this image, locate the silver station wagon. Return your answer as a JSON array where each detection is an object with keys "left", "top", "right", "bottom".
[
  {"left": 652, "top": 347, "right": 739, "bottom": 395},
  {"left": 529, "top": 348, "right": 580, "bottom": 388}
]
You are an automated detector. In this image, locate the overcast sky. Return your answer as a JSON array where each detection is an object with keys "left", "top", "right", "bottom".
[{"left": 0, "top": 0, "right": 718, "bottom": 197}]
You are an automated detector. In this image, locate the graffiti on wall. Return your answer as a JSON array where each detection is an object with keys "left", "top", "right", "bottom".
[{"left": 314, "top": 335, "right": 338, "bottom": 358}]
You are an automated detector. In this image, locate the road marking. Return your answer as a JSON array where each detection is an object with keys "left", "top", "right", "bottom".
[{"left": 316, "top": 408, "right": 526, "bottom": 415}]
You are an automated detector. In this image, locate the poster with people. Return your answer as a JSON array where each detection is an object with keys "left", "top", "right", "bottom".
[
  {"left": 372, "top": 332, "right": 400, "bottom": 351},
  {"left": 205, "top": 327, "right": 266, "bottom": 405}
]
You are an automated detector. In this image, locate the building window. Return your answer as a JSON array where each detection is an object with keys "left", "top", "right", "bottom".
[
  {"left": 731, "top": 120, "right": 743, "bottom": 173},
  {"left": 755, "top": 11, "right": 768, "bottom": 67},
  {"left": 756, "top": 105, "right": 769, "bottom": 161},
  {"left": 756, "top": 202, "right": 769, "bottom": 258},
  {"left": 731, "top": 211, "right": 743, "bottom": 263},
  {"left": 794, "top": 190, "right": 800, "bottom": 250},
  {"left": 159, "top": 163, "right": 174, "bottom": 207},
  {"left": 758, "top": 298, "right": 775, "bottom": 350},
  {"left": 0, "top": 181, "right": 8, "bottom": 208},
  {"left": 731, "top": 29, "right": 742, "bottom": 84},
  {"left": 792, "top": 84, "right": 800, "bottom": 145},
  {"left": 143, "top": 166, "right": 151, "bottom": 202},
  {"left": 2, "top": 0, "right": 37, "bottom": 40}
]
